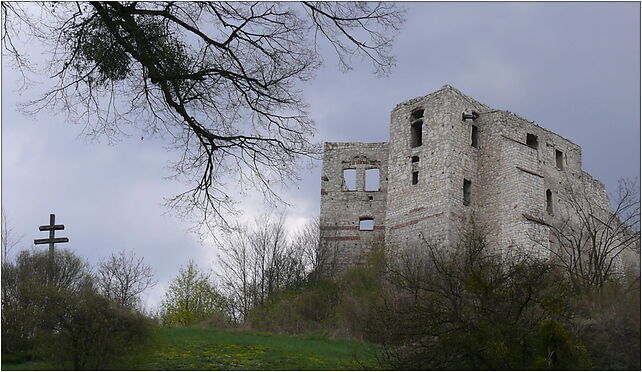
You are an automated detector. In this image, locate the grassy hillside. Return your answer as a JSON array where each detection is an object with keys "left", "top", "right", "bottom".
[
  {"left": 141, "top": 327, "right": 379, "bottom": 370},
  {"left": 3, "top": 327, "right": 380, "bottom": 370}
]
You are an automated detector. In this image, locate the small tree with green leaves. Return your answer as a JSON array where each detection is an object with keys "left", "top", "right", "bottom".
[{"left": 160, "top": 260, "right": 228, "bottom": 326}]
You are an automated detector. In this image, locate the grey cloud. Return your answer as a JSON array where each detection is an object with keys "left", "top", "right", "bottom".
[{"left": 3, "top": 2, "right": 639, "bottom": 310}]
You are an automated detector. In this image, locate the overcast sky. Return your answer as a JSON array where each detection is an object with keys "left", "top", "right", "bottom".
[{"left": 2, "top": 2, "right": 639, "bottom": 309}]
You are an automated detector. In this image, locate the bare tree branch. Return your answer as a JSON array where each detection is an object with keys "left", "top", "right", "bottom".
[
  {"left": 95, "top": 249, "right": 157, "bottom": 309},
  {"left": 2, "top": 2, "right": 406, "bottom": 230},
  {"left": 544, "top": 176, "right": 640, "bottom": 288}
]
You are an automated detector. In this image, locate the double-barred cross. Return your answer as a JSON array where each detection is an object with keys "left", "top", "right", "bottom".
[{"left": 34, "top": 214, "right": 69, "bottom": 282}]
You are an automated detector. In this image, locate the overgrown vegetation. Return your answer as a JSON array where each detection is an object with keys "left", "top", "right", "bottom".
[
  {"left": 2, "top": 248, "right": 156, "bottom": 370},
  {"left": 374, "top": 226, "right": 591, "bottom": 370},
  {"left": 2, "top": 212, "right": 639, "bottom": 370},
  {"left": 222, "top": 219, "right": 639, "bottom": 370}
]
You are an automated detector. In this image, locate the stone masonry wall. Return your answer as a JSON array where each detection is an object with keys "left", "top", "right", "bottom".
[
  {"left": 319, "top": 142, "right": 388, "bottom": 270},
  {"left": 319, "top": 85, "right": 631, "bottom": 270}
]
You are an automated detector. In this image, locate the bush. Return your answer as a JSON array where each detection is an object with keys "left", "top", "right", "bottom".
[
  {"left": 373, "top": 228, "right": 591, "bottom": 370},
  {"left": 247, "top": 279, "right": 341, "bottom": 334},
  {"left": 2, "top": 248, "right": 92, "bottom": 357},
  {"left": 38, "top": 288, "right": 156, "bottom": 370},
  {"left": 570, "top": 277, "right": 640, "bottom": 370},
  {"left": 244, "top": 244, "right": 390, "bottom": 340},
  {"left": 2, "top": 248, "right": 157, "bottom": 370}
]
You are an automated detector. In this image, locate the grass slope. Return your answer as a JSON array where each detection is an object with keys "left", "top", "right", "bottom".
[
  {"left": 2, "top": 327, "right": 379, "bottom": 371},
  {"left": 139, "top": 327, "right": 379, "bottom": 370}
]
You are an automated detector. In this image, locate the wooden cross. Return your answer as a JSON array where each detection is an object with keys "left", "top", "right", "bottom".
[{"left": 34, "top": 214, "right": 69, "bottom": 284}]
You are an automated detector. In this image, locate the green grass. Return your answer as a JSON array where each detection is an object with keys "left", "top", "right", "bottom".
[
  {"left": 141, "top": 327, "right": 380, "bottom": 370},
  {"left": 2, "top": 327, "right": 380, "bottom": 370},
  {"left": 1, "top": 360, "right": 49, "bottom": 371}
]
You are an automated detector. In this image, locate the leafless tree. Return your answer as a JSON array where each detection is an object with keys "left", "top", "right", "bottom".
[
  {"left": 217, "top": 213, "right": 320, "bottom": 322},
  {"left": 547, "top": 177, "right": 640, "bottom": 288},
  {"left": 95, "top": 249, "right": 157, "bottom": 309},
  {"left": 1, "top": 208, "right": 23, "bottom": 263},
  {"left": 7, "top": 248, "right": 92, "bottom": 293},
  {"left": 2, "top": 2, "right": 405, "bottom": 228},
  {"left": 290, "top": 217, "right": 341, "bottom": 279}
]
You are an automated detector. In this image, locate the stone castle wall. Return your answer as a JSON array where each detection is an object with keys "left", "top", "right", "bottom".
[
  {"left": 319, "top": 142, "right": 388, "bottom": 267},
  {"left": 319, "top": 85, "right": 627, "bottom": 270}
]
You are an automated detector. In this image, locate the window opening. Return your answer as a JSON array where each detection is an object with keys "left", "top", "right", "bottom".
[
  {"left": 411, "top": 109, "right": 424, "bottom": 120},
  {"left": 526, "top": 133, "right": 538, "bottom": 149},
  {"left": 359, "top": 217, "right": 374, "bottom": 231},
  {"left": 412, "top": 171, "right": 419, "bottom": 185},
  {"left": 343, "top": 169, "right": 357, "bottom": 191},
  {"left": 411, "top": 121, "right": 423, "bottom": 147},
  {"left": 546, "top": 189, "right": 554, "bottom": 215},
  {"left": 365, "top": 168, "right": 380, "bottom": 191},
  {"left": 463, "top": 179, "right": 471, "bottom": 206},
  {"left": 411, "top": 155, "right": 419, "bottom": 163},
  {"left": 471, "top": 125, "right": 479, "bottom": 148},
  {"left": 555, "top": 149, "right": 564, "bottom": 169}
]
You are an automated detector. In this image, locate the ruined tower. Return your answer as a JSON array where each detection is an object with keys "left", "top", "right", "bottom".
[{"left": 319, "top": 85, "right": 621, "bottom": 271}]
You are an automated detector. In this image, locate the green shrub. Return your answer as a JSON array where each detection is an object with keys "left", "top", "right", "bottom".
[
  {"left": 570, "top": 277, "right": 640, "bottom": 370},
  {"left": 38, "top": 288, "right": 156, "bottom": 370},
  {"left": 373, "top": 228, "right": 591, "bottom": 370},
  {"left": 247, "top": 245, "right": 387, "bottom": 339},
  {"left": 2, "top": 249, "right": 91, "bottom": 357},
  {"left": 335, "top": 265, "right": 386, "bottom": 341},
  {"left": 248, "top": 279, "right": 340, "bottom": 334},
  {"left": 2, "top": 248, "right": 157, "bottom": 370}
]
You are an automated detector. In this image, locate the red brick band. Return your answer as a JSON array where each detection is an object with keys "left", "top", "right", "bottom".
[
  {"left": 321, "top": 236, "right": 361, "bottom": 241},
  {"left": 320, "top": 225, "right": 385, "bottom": 231},
  {"left": 389, "top": 212, "right": 444, "bottom": 230},
  {"left": 320, "top": 225, "right": 358, "bottom": 230}
]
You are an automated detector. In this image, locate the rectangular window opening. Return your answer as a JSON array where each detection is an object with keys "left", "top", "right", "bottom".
[
  {"left": 471, "top": 125, "right": 479, "bottom": 148},
  {"left": 412, "top": 171, "right": 419, "bottom": 185},
  {"left": 555, "top": 149, "right": 564, "bottom": 169},
  {"left": 526, "top": 133, "right": 538, "bottom": 149},
  {"left": 546, "top": 189, "right": 554, "bottom": 215},
  {"left": 463, "top": 179, "right": 471, "bottom": 206},
  {"left": 359, "top": 217, "right": 374, "bottom": 231},
  {"left": 365, "top": 168, "right": 380, "bottom": 191},
  {"left": 411, "top": 121, "right": 423, "bottom": 147},
  {"left": 343, "top": 169, "right": 357, "bottom": 191}
]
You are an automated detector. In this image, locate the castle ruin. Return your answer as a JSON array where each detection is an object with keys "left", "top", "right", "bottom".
[{"left": 319, "top": 85, "right": 636, "bottom": 272}]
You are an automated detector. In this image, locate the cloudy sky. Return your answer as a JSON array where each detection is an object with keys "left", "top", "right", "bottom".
[{"left": 2, "top": 2, "right": 639, "bottom": 309}]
